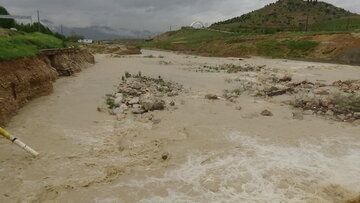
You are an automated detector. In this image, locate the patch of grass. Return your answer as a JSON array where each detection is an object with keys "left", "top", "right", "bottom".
[
  {"left": 256, "top": 40, "right": 285, "bottom": 58},
  {"left": 125, "top": 71, "right": 132, "bottom": 78},
  {"left": 0, "top": 32, "right": 65, "bottom": 59},
  {"left": 105, "top": 94, "right": 119, "bottom": 109},
  {"left": 281, "top": 40, "right": 319, "bottom": 52},
  {"left": 256, "top": 40, "right": 319, "bottom": 58}
]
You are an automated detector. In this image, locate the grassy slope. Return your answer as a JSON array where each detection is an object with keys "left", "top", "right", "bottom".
[
  {"left": 141, "top": 28, "right": 325, "bottom": 59},
  {"left": 0, "top": 32, "right": 65, "bottom": 59},
  {"left": 211, "top": 0, "right": 358, "bottom": 32},
  {"left": 309, "top": 17, "right": 360, "bottom": 31},
  {"left": 142, "top": 29, "right": 235, "bottom": 51}
]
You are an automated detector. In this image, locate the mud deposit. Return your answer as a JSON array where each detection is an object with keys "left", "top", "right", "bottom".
[{"left": 0, "top": 50, "right": 359, "bottom": 202}]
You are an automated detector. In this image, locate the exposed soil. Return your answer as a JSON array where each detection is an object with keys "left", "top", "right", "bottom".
[{"left": 44, "top": 49, "right": 95, "bottom": 76}]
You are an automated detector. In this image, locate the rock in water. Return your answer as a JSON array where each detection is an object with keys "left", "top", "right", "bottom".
[
  {"left": 128, "top": 97, "right": 140, "bottom": 105},
  {"left": 161, "top": 152, "right": 169, "bottom": 160},
  {"left": 141, "top": 98, "right": 165, "bottom": 111},
  {"left": 354, "top": 113, "right": 360, "bottom": 119},
  {"left": 292, "top": 112, "right": 304, "bottom": 120},
  {"left": 279, "top": 75, "right": 292, "bottom": 82},
  {"left": 113, "top": 107, "right": 124, "bottom": 116},
  {"left": 153, "top": 100, "right": 166, "bottom": 110},
  {"left": 114, "top": 97, "right": 123, "bottom": 105},
  {"left": 205, "top": 94, "right": 218, "bottom": 100},
  {"left": 132, "top": 104, "right": 145, "bottom": 114},
  {"left": 261, "top": 109, "right": 273, "bottom": 116}
]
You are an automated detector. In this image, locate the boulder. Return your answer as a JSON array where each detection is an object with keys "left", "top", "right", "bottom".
[
  {"left": 354, "top": 112, "right": 360, "bottom": 119},
  {"left": 141, "top": 98, "right": 165, "bottom": 111},
  {"left": 128, "top": 97, "right": 140, "bottom": 105},
  {"left": 261, "top": 110, "right": 273, "bottom": 116},
  {"left": 132, "top": 104, "right": 145, "bottom": 114},
  {"left": 114, "top": 97, "right": 123, "bottom": 105}
]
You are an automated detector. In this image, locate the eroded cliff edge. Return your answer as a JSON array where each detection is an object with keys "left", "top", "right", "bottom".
[{"left": 0, "top": 49, "right": 95, "bottom": 126}]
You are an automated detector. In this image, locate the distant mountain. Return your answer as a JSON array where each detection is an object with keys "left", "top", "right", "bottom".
[
  {"left": 40, "top": 20, "right": 157, "bottom": 40},
  {"left": 56, "top": 25, "right": 157, "bottom": 40},
  {"left": 212, "top": 0, "right": 358, "bottom": 30}
]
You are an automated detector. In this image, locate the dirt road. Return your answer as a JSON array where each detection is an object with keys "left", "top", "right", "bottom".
[{"left": 0, "top": 50, "right": 359, "bottom": 202}]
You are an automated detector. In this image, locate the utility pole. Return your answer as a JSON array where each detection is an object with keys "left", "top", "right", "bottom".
[
  {"left": 305, "top": 13, "right": 309, "bottom": 32},
  {"left": 37, "top": 10, "right": 40, "bottom": 31},
  {"left": 61, "top": 24, "right": 63, "bottom": 35}
]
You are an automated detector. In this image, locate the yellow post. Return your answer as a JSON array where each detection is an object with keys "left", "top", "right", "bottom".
[{"left": 0, "top": 127, "right": 39, "bottom": 157}]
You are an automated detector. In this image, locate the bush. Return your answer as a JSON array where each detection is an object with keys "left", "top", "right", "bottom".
[{"left": 333, "top": 94, "right": 360, "bottom": 112}]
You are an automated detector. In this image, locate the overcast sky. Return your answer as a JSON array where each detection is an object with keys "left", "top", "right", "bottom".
[{"left": 1, "top": 0, "right": 359, "bottom": 32}]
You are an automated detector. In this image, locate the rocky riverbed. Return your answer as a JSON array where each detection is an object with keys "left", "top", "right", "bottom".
[{"left": 102, "top": 72, "right": 182, "bottom": 119}]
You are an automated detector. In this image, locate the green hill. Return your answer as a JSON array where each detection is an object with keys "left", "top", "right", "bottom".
[{"left": 211, "top": 0, "right": 358, "bottom": 32}]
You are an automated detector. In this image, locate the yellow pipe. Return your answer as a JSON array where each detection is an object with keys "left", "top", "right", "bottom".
[{"left": 0, "top": 127, "right": 15, "bottom": 141}]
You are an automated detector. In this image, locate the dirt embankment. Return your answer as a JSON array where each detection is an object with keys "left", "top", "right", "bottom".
[
  {"left": 43, "top": 49, "right": 95, "bottom": 76},
  {"left": 0, "top": 49, "right": 94, "bottom": 126}
]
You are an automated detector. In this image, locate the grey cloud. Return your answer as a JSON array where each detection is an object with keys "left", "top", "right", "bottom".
[{"left": 1, "top": 0, "right": 359, "bottom": 32}]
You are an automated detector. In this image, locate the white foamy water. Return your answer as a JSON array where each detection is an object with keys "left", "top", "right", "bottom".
[{"left": 115, "top": 132, "right": 360, "bottom": 203}]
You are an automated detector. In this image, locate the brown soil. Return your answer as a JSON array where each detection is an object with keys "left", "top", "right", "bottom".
[
  {"left": 305, "top": 33, "right": 360, "bottom": 63},
  {"left": 0, "top": 49, "right": 95, "bottom": 126},
  {"left": 44, "top": 49, "right": 95, "bottom": 76}
]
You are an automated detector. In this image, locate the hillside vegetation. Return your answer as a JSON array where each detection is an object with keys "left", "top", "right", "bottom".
[
  {"left": 211, "top": 0, "right": 358, "bottom": 32},
  {"left": 141, "top": 0, "right": 360, "bottom": 64},
  {"left": 142, "top": 27, "right": 360, "bottom": 64},
  {"left": 0, "top": 32, "right": 66, "bottom": 59}
]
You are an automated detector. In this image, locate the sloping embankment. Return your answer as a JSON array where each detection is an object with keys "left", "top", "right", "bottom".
[{"left": 0, "top": 49, "right": 94, "bottom": 126}]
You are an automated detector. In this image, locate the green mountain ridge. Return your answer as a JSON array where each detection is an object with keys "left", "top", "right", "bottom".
[{"left": 211, "top": 0, "right": 359, "bottom": 31}]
